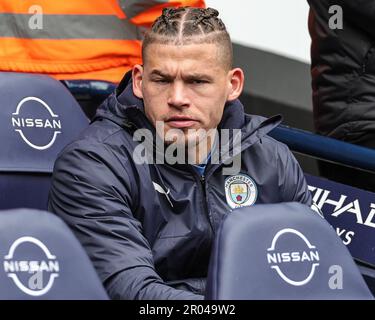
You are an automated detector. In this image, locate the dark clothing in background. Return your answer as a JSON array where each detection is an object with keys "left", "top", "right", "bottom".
[{"left": 308, "top": 0, "right": 375, "bottom": 191}]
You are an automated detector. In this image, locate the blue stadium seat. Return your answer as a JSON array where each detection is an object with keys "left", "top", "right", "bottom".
[
  {"left": 269, "top": 124, "right": 375, "bottom": 295},
  {"left": 62, "top": 80, "right": 116, "bottom": 119},
  {"left": 0, "top": 208, "right": 108, "bottom": 299},
  {"left": 0, "top": 72, "right": 89, "bottom": 210},
  {"left": 205, "top": 202, "right": 373, "bottom": 300}
]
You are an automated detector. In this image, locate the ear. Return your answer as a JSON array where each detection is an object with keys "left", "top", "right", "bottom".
[
  {"left": 226, "top": 68, "right": 244, "bottom": 102},
  {"left": 132, "top": 64, "right": 144, "bottom": 99}
]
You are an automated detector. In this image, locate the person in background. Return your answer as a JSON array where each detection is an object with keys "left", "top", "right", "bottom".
[
  {"left": 48, "top": 7, "right": 312, "bottom": 300},
  {"left": 0, "top": 1, "right": 205, "bottom": 118},
  {"left": 308, "top": 0, "right": 375, "bottom": 191},
  {"left": 0, "top": 0, "right": 205, "bottom": 83}
]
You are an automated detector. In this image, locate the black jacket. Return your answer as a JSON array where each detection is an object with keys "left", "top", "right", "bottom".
[
  {"left": 48, "top": 72, "right": 312, "bottom": 300},
  {"left": 308, "top": 0, "right": 375, "bottom": 140},
  {"left": 308, "top": 0, "right": 375, "bottom": 143}
]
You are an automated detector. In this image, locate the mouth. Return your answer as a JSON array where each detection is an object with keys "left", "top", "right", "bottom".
[{"left": 165, "top": 116, "right": 198, "bottom": 128}]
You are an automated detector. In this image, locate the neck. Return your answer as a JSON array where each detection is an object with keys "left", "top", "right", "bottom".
[{"left": 187, "top": 132, "right": 216, "bottom": 165}]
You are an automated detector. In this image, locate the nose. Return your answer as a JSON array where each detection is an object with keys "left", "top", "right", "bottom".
[{"left": 167, "top": 81, "right": 190, "bottom": 109}]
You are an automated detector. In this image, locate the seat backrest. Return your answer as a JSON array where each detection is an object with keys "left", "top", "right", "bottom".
[
  {"left": 62, "top": 80, "right": 116, "bottom": 119},
  {"left": 205, "top": 202, "right": 373, "bottom": 300},
  {"left": 0, "top": 72, "right": 89, "bottom": 210},
  {"left": 0, "top": 208, "right": 108, "bottom": 299}
]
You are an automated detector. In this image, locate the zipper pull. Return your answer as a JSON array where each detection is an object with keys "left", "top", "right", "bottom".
[{"left": 201, "top": 175, "right": 205, "bottom": 184}]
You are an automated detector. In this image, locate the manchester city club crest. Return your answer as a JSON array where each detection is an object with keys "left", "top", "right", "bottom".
[{"left": 225, "top": 174, "right": 258, "bottom": 209}]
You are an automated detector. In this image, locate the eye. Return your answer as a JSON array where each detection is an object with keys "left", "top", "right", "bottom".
[
  {"left": 152, "top": 78, "right": 169, "bottom": 84},
  {"left": 191, "top": 79, "right": 208, "bottom": 85}
]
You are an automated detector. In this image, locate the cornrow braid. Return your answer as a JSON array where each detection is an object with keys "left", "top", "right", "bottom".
[
  {"left": 151, "top": 7, "right": 226, "bottom": 37},
  {"left": 142, "top": 7, "right": 233, "bottom": 69},
  {"left": 192, "top": 7, "right": 221, "bottom": 30}
]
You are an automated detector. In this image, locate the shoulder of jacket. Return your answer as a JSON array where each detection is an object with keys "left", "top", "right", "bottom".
[
  {"left": 255, "top": 134, "right": 290, "bottom": 153},
  {"left": 62, "top": 117, "right": 134, "bottom": 151},
  {"left": 56, "top": 126, "right": 135, "bottom": 169}
]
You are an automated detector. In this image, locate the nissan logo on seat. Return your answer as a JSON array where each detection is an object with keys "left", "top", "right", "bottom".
[
  {"left": 3, "top": 236, "right": 60, "bottom": 296},
  {"left": 11, "top": 96, "right": 62, "bottom": 150},
  {"left": 267, "top": 228, "right": 320, "bottom": 286}
]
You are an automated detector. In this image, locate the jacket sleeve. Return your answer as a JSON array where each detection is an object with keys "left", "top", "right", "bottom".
[
  {"left": 119, "top": 0, "right": 206, "bottom": 27},
  {"left": 48, "top": 142, "right": 203, "bottom": 300},
  {"left": 277, "top": 143, "right": 312, "bottom": 206}
]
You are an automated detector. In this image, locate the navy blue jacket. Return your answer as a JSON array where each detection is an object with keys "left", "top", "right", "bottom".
[{"left": 48, "top": 72, "right": 312, "bottom": 300}]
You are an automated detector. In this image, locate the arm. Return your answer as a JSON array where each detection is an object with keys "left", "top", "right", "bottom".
[
  {"left": 48, "top": 142, "right": 203, "bottom": 300},
  {"left": 119, "top": 0, "right": 206, "bottom": 27},
  {"left": 277, "top": 143, "right": 313, "bottom": 206}
]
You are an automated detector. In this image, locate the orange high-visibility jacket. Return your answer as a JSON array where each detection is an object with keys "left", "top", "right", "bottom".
[{"left": 0, "top": 0, "right": 205, "bottom": 83}]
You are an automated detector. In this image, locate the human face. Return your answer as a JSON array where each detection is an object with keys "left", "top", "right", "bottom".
[{"left": 132, "top": 43, "right": 244, "bottom": 148}]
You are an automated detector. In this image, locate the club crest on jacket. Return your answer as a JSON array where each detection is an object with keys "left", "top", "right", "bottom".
[{"left": 225, "top": 174, "right": 258, "bottom": 209}]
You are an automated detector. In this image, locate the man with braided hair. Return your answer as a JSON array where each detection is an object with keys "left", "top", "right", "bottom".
[{"left": 49, "top": 7, "right": 312, "bottom": 299}]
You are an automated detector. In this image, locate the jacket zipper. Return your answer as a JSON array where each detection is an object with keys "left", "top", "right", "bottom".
[{"left": 198, "top": 173, "right": 215, "bottom": 234}]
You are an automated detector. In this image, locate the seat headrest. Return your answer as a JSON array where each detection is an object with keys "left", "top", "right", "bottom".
[
  {"left": 0, "top": 72, "right": 89, "bottom": 173},
  {"left": 206, "top": 202, "right": 373, "bottom": 300},
  {"left": 0, "top": 208, "right": 108, "bottom": 299}
]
